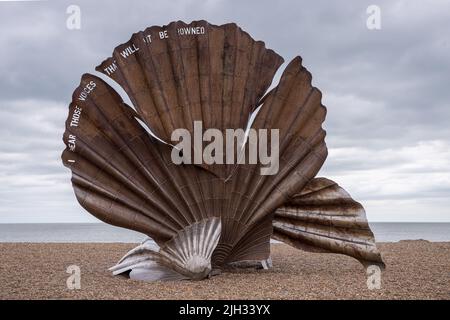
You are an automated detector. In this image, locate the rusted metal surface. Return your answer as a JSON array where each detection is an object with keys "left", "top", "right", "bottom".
[
  {"left": 62, "top": 20, "right": 384, "bottom": 281},
  {"left": 273, "top": 178, "right": 385, "bottom": 268}
]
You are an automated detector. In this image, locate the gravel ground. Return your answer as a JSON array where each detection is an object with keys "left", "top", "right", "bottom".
[{"left": 0, "top": 241, "right": 449, "bottom": 299}]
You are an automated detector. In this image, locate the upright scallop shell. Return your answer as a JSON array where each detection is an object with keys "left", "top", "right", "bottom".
[{"left": 62, "top": 20, "right": 384, "bottom": 281}]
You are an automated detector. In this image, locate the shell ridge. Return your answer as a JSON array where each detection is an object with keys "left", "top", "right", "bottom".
[
  {"left": 71, "top": 173, "right": 177, "bottom": 232},
  {"left": 222, "top": 59, "right": 300, "bottom": 225},
  {"left": 193, "top": 22, "right": 219, "bottom": 216},
  {"left": 272, "top": 178, "right": 384, "bottom": 267},
  {"left": 66, "top": 78, "right": 196, "bottom": 233},
  {"left": 135, "top": 27, "right": 202, "bottom": 224},
  {"left": 224, "top": 37, "right": 259, "bottom": 214},
  {"left": 111, "top": 48, "right": 165, "bottom": 138},
  {"left": 71, "top": 136, "right": 190, "bottom": 230},
  {"left": 134, "top": 33, "right": 177, "bottom": 139},
  {"left": 237, "top": 60, "right": 327, "bottom": 229},
  {"left": 164, "top": 23, "right": 211, "bottom": 222}
]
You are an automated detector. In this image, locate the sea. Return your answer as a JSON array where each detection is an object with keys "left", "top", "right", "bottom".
[{"left": 0, "top": 223, "right": 449, "bottom": 243}]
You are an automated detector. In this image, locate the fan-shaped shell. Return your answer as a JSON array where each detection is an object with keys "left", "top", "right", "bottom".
[
  {"left": 62, "top": 20, "right": 384, "bottom": 280},
  {"left": 110, "top": 218, "right": 221, "bottom": 281}
]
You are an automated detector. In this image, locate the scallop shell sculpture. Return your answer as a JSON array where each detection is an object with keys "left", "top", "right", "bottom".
[{"left": 62, "top": 20, "right": 384, "bottom": 281}]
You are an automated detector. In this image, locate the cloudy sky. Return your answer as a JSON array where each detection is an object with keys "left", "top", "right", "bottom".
[{"left": 0, "top": 0, "right": 449, "bottom": 223}]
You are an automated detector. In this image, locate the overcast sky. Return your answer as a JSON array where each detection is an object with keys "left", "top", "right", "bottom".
[{"left": 0, "top": 0, "right": 449, "bottom": 223}]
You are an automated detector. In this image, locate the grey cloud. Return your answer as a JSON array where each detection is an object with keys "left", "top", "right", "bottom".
[{"left": 0, "top": 0, "right": 449, "bottom": 222}]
